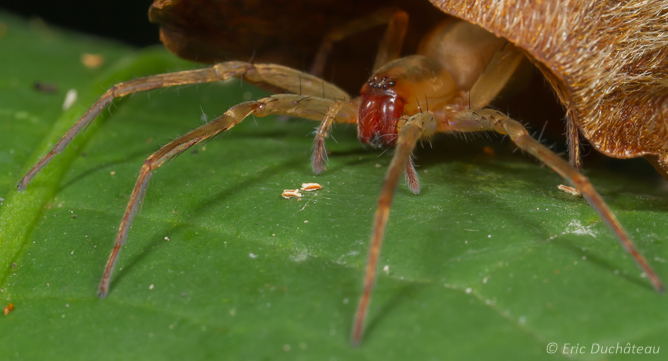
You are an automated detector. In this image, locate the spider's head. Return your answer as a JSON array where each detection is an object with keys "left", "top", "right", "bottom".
[
  {"left": 358, "top": 74, "right": 404, "bottom": 148},
  {"left": 358, "top": 55, "right": 456, "bottom": 148}
]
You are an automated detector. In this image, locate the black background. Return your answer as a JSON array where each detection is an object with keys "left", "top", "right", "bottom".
[{"left": 2, "top": 1, "right": 159, "bottom": 46}]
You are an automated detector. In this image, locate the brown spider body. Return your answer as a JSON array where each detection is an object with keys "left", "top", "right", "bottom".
[{"left": 17, "top": 0, "right": 666, "bottom": 347}]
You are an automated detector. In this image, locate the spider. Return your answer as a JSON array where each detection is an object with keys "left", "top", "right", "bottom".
[{"left": 16, "top": 6, "right": 663, "bottom": 346}]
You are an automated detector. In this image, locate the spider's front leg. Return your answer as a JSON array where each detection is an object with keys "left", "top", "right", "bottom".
[
  {"left": 17, "top": 62, "right": 349, "bottom": 191},
  {"left": 351, "top": 111, "right": 436, "bottom": 346},
  {"left": 98, "top": 94, "right": 357, "bottom": 298}
]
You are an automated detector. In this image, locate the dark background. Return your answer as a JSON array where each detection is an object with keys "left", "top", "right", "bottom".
[{"left": 1, "top": 1, "right": 159, "bottom": 47}]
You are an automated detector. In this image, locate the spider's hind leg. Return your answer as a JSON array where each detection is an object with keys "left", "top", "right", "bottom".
[{"left": 448, "top": 108, "right": 664, "bottom": 293}]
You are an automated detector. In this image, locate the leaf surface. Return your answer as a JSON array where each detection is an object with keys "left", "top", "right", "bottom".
[{"left": 0, "top": 12, "right": 666, "bottom": 361}]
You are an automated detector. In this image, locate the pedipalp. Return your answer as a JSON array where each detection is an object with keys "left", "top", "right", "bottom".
[{"left": 312, "top": 99, "right": 359, "bottom": 174}]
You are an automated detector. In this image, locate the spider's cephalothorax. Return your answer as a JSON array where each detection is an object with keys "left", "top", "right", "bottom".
[{"left": 358, "top": 55, "right": 456, "bottom": 147}]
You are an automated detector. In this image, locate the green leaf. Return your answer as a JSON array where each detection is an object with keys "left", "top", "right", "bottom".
[{"left": 1, "top": 12, "right": 666, "bottom": 360}]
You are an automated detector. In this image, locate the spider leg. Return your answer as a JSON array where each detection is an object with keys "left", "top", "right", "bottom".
[
  {"left": 644, "top": 154, "right": 668, "bottom": 181},
  {"left": 537, "top": 61, "right": 583, "bottom": 171},
  {"left": 468, "top": 44, "right": 524, "bottom": 109},
  {"left": 405, "top": 154, "right": 420, "bottom": 194},
  {"left": 448, "top": 109, "right": 664, "bottom": 293},
  {"left": 311, "top": 98, "right": 359, "bottom": 174},
  {"left": 351, "top": 111, "right": 436, "bottom": 346},
  {"left": 310, "top": 8, "right": 408, "bottom": 77},
  {"left": 567, "top": 115, "right": 582, "bottom": 170},
  {"left": 17, "top": 62, "right": 350, "bottom": 191},
  {"left": 98, "top": 94, "right": 356, "bottom": 298},
  {"left": 372, "top": 8, "right": 409, "bottom": 72}
]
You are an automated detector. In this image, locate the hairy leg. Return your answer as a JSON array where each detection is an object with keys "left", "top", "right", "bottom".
[
  {"left": 18, "top": 62, "right": 350, "bottom": 191},
  {"left": 448, "top": 109, "right": 663, "bottom": 293},
  {"left": 311, "top": 98, "right": 360, "bottom": 174},
  {"left": 566, "top": 115, "right": 582, "bottom": 170},
  {"left": 309, "top": 8, "right": 409, "bottom": 77},
  {"left": 351, "top": 111, "right": 436, "bottom": 346},
  {"left": 98, "top": 94, "right": 355, "bottom": 297},
  {"left": 405, "top": 155, "right": 420, "bottom": 194}
]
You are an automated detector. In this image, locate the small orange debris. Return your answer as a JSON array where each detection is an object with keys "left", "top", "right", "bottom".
[
  {"left": 4, "top": 303, "right": 14, "bottom": 315},
  {"left": 558, "top": 184, "right": 582, "bottom": 197},
  {"left": 282, "top": 189, "right": 302, "bottom": 199},
  {"left": 300, "top": 183, "right": 322, "bottom": 191},
  {"left": 81, "top": 53, "right": 104, "bottom": 69},
  {"left": 482, "top": 146, "right": 495, "bottom": 156}
]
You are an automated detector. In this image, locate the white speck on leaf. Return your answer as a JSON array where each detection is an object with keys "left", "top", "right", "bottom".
[
  {"left": 290, "top": 249, "right": 309, "bottom": 263},
  {"left": 62, "top": 89, "right": 77, "bottom": 110},
  {"left": 566, "top": 220, "right": 597, "bottom": 238}
]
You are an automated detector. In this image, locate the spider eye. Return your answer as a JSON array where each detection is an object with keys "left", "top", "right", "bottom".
[{"left": 381, "top": 79, "right": 396, "bottom": 90}]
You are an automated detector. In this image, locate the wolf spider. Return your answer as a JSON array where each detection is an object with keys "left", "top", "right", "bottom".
[{"left": 17, "top": 11, "right": 663, "bottom": 345}]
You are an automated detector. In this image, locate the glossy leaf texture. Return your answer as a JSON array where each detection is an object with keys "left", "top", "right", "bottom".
[{"left": 1, "top": 12, "right": 667, "bottom": 361}]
